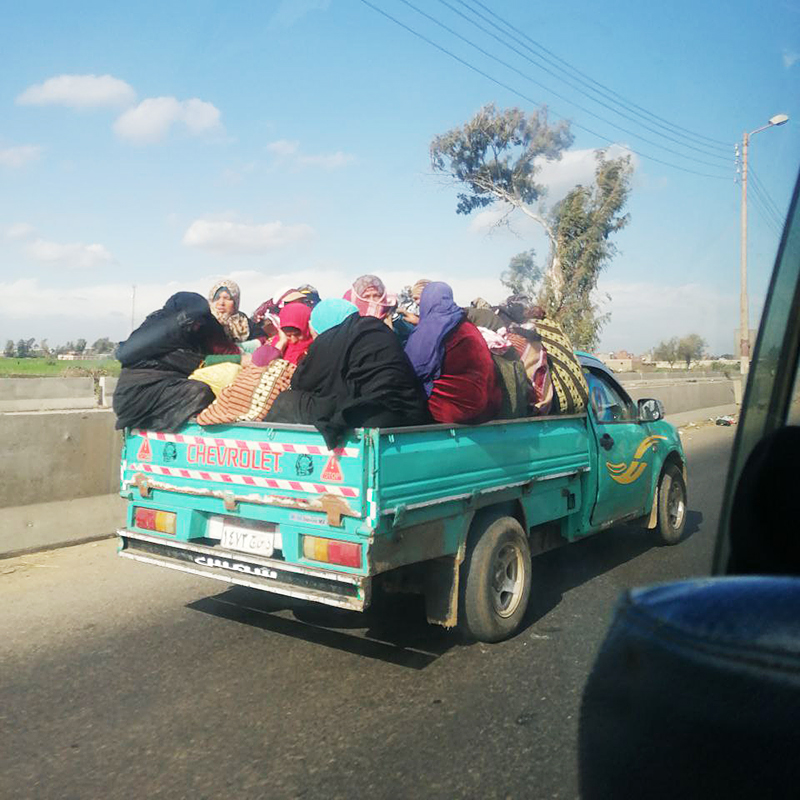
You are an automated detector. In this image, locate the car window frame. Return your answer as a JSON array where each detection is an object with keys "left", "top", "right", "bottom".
[{"left": 714, "top": 168, "right": 800, "bottom": 573}]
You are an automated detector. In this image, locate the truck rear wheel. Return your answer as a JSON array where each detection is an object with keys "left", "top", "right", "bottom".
[
  {"left": 654, "top": 463, "right": 687, "bottom": 546},
  {"left": 459, "top": 515, "right": 531, "bottom": 642}
]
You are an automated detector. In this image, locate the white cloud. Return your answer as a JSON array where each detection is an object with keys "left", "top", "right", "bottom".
[
  {"left": 113, "top": 97, "right": 222, "bottom": 145},
  {"left": 0, "top": 144, "right": 42, "bottom": 168},
  {"left": 783, "top": 50, "right": 800, "bottom": 69},
  {"left": 5, "top": 222, "right": 37, "bottom": 240},
  {"left": 267, "top": 138, "right": 355, "bottom": 170},
  {"left": 596, "top": 278, "right": 760, "bottom": 356},
  {"left": 535, "top": 144, "right": 638, "bottom": 204},
  {"left": 267, "top": 139, "right": 300, "bottom": 157},
  {"left": 469, "top": 145, "right": 638, "bottom": 234},
  {"left": 182, "top": 219, "right": 315, "bottom": 254},
  {"left": 24, "top": 238, "right": 114, "bottom": 269},
  {"left": 16, "top": 74, "right": 136, "bottom": 108},
  {"left": 297, "top": 152, "right": 355, "bottom": 169}
]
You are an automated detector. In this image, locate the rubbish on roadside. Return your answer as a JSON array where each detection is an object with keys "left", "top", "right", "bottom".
[{"left": 715, "top": 415, "right": 736, "bottom": 426}]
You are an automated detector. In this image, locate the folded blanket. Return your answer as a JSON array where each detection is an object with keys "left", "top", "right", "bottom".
[{"left": 196, "top": 359, "right": 296, "bottom": 425}]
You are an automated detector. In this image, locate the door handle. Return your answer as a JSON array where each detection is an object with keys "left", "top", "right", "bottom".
[{"left": 600, "top": 433, "right": 614, "bottom": 451}]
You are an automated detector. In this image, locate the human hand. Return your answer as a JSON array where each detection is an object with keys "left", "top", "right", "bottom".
[{"left": 398, "top": 309, "right": 420, "bottom": 325}]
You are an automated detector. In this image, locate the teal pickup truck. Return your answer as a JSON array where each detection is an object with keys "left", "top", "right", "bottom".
[{"left": 117, "top": 353, "right": 687, "bottom": 642}]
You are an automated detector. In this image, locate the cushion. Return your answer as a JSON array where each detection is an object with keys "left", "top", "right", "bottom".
[{"left": 196, "top": 359, "right": 296, "bottom": 425}]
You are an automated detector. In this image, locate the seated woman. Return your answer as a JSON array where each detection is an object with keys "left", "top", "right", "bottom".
[
  {"left": 265, "top": 298, "right": 430, "bottom": 449},
  {"left": 206, "top": 278, "right": 260, "bottom": 355},
  {"left": 404, "top": 282, "right": 501, "bottom": 425},
  {"left": 344, "top": 274, "right": 396, "bottom": 321},
  {"left": 251, "top": 301, "right": 314, "bottom": 367},
  {"left": 112, "top": 292, "right": 223, "bottom": 431}
]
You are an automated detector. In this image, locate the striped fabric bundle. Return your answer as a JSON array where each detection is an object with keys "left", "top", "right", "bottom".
[
  {"left": 533, "top": 318, "right": 589, "bottom": 414},
  {"left": 196, "top": 359, "right": 296, "bottom": 426}
]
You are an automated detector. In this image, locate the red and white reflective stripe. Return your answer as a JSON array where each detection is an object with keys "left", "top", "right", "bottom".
[
  {"left": 129, "top": 463, "right": 360, "bottom": 498},
  {"left": 133, "top": 429, "right": 358, "bottom": 459}
]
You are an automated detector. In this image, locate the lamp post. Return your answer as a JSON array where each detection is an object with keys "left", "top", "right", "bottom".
[{"left": 739, "top": 113, "right": 789, "bottom": 373}]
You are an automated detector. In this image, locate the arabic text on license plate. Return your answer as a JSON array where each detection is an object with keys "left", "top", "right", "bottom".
[{"left": 221, "top": 525, "right": 275, "bottom": 558}]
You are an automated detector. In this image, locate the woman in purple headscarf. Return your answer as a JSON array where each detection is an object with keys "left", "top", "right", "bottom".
[{"left": 404, "top": 282, "right": 501, "bottom": 424}]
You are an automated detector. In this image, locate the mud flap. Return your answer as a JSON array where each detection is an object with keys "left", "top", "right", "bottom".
[{"left": 424, "top": 556, "right": 460, "bottom": 628}]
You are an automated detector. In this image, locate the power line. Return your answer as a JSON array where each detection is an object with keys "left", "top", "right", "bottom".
[
  {"left": 442, "top": 0, "right": 730, "bottom": 161},
  {"left": 465, "top": 0, "right": 732, "bottom": 150},
  {"left": 750, "top": 167, "right": 786, "bottom": 224},
  {"left": 397, "top": 0, "right": 729, "bottom": 170},
  {"left": 749, "top": 198, "right": 783, "bottom": 238},
  {"left": 359, "top": 0, "right": 732, "bottom": 180},
  {"left": 749, "top": 180, "right": 785, "bottom": 232}
]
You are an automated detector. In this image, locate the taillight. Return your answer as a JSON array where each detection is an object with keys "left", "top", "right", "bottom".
[
  {"left": 134, "top": 507, "right": 177, "bottom": 535},
  {"left": 302, "top": 535, "right": 361, "bottom": 568}
]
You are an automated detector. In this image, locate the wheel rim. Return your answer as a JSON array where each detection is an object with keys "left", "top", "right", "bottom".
[
  {"left": 667, "top": 479, "right": 686, "bottom": 530},
  {"left": 491, "top": 543, "right": 525, "bottom": 618}
]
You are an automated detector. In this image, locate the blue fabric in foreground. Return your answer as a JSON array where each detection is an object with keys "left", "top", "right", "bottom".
[
  {"left": 403, "top": 282, "right": 464, "bottom": 396},
  {"left": 579, "top": 576, "right": 800, "bottom": 800}
]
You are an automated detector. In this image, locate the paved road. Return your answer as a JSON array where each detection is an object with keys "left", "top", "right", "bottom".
[{"left": 1, "top": 424, "right": 734, "bottom": 800}]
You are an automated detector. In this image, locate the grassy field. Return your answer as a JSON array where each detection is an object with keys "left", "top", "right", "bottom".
[{"left": 0, "top": 357, "right": 120, "bottom": 377}]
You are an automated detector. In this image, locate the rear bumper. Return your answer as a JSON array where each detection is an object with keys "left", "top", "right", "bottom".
[{"left": 118, "top": 529, "right": 369, "bottom": 611}]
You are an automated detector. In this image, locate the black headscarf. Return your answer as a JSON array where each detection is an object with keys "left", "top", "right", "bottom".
[
  {"left": 116, "top": 292, "right": 219, "bottom": 370},
  {"left": 113, "top": 292, "right": 219, "bottom": 431},
  {"left": 266, "top": 314, "right": 430, "bottom": 448}
]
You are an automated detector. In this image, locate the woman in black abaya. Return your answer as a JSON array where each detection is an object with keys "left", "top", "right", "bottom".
[
  {"left": 113, "top": 292, "right": 223, "bottom": 431},
  {"left": 265, "top": 298, "right": 430, "bottom": 448}
]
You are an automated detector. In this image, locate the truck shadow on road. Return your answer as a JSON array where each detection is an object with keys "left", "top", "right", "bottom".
[
  {"left": 186, "top": 510, "right": 703, "bottom": 668},
  {"left": 187, "top": 588, "right": 454, "bottom": 670}
]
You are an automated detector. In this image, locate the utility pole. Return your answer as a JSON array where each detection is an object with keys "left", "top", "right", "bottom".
[
  {"left": 738, "top": 113, "right": 789, "bottom": 375},
  {"left": 739, "top": 131, "right": 749, "bottom": 374}
]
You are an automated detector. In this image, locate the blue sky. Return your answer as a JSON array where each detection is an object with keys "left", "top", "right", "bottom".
[{"left": 1, "top": 0, "right": 798, "bottom": 354}]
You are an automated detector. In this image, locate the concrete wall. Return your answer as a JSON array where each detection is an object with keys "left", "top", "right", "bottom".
[
  {"left": 0, "top": 410, "right": 125, "bottom": 557},
  {"left": 624, "top": 381, "right": 737, "bottom": 415},
  {"left": 0, "top": 377, "right": 97, "bottom": 411}
]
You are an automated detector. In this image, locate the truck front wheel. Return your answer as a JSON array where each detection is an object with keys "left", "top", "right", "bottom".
[
  {"left": 654, "top": 463, "right": 687, "bottom": 546},
  {"left": 459, "top": 515, "right": 532, "bottom": 642}
]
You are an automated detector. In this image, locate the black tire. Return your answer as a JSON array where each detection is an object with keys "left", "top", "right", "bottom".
[
  {"left": 654, "top": 463, "right": 687, "bottom": 546},
  {"left": 458, "top": 514, "right": 532, "bottom": 643}
]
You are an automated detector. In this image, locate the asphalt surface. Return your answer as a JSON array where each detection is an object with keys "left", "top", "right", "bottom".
[{"left": 1, "top": 423, "right": 735, "bottom": 800}]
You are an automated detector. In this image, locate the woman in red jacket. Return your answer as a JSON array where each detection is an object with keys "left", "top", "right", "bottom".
[{"left": 404, "top": 282, "right": 501, "bottom": 424}]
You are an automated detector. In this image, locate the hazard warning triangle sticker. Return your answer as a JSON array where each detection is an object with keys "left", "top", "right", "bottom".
[
  {"left": 321, "top": 455, "right": 343, "bottom": 482},
  {"left": 137, "top": 437, "right": 152, "bottom": 461}
]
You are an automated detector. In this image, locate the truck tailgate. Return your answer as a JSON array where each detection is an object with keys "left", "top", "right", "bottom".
[{"left": 121, "top": 422, "right": 368, "bottom": 526}]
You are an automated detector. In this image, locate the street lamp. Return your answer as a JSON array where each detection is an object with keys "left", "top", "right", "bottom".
[{"left": 739, "top": 113, "right": 789, "bottom": 374}]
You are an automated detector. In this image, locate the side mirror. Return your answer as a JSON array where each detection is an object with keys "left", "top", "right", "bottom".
[{"left": 638, "top": 398, "right": 664, "bottom": 422}]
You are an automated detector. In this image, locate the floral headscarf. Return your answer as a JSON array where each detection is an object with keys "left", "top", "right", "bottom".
[
  {"left": 343, "top": 274, "right": 396, "bottom": 319},
  {"left": 208, "top": 278, "right": 250, "bottom": 342}
]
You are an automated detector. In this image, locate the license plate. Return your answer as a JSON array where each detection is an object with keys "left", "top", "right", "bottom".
[{"left": 220, "top": 523, "right": 278, "bottom": 558}]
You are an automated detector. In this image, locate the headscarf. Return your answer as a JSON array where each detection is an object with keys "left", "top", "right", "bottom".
[
  {"left": 207, "top": 278, "right": 251, "bottom": 342},
  {"left": 403, "top": 282, "right": 465, "bottom": 396},
  {"left": 310, "top": 299, "right": 358, "bottom": 335},
  {"left": 411, "top": 279, "right": 431, "bottom": 300},
  {"left": 208, "top": 278, "right": 241, "bottom": 319},
  {"left": 272, "top": 302, "right": 314, "bottom": 364},
  {"left": 116, "top": 292, "right": 217, "bottom": 367},
  {"left": 343, "top": 274, "right": 395, "bottom": 319}
]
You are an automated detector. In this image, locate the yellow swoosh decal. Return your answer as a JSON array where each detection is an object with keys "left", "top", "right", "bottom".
[
  {"left": 606, "top": 435, "right": 668, "bottom": 484},
  {"left": 633, "top": 435, "right": 668, "bottom": 460}
]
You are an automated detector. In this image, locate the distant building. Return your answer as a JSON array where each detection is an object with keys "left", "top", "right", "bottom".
[{"left": 597, "top": 353, "right": 634, "bottom": 372}]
